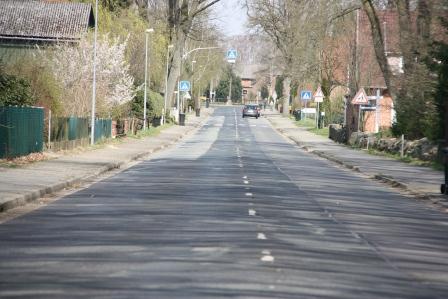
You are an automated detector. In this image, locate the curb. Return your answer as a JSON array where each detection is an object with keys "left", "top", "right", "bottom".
[
  {"left": 0, "top": 112, "right": 211, "bottom": 213},
  {"left": 266, "top": 115, "right": 448, "bottom": 210}
]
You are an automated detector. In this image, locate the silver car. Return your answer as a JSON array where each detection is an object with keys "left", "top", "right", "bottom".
[{"left": 242, "top": 105, "right": 260, "bottom": 118}]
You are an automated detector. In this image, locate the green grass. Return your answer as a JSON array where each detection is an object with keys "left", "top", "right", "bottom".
[
  {"left": 309, "top": 127, "right": 330, "bottom": 137},
  {"left": 128, "top": 123, "right": 173, "bottom": 139},
  {"left": 292, "top": 116, "right": 316, "bottom": 128},
  {"left": 291, "top": 116, "right": 329, "bottom": 138}
]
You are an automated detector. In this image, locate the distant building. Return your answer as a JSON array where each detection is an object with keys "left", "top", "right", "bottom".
[
  {"left": 344, "top": 9, "right": 400, "bottom": 136},
  {"left": 237, "top": 64, "right": 265, "bottom": 104},
  {"left": 0, "top": 0, "right": 94, "bottom": 52}
]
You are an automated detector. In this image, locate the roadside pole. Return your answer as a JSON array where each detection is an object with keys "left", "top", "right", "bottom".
[
  {"left": 352, "top": 88, "right": 369, "bottom": 132},
  {"left": 375, "top": 89, "right": 380, "bottom": 133},
  {"left": 176, "top": 81, "right": 180, "bottom": 121},
  {"left": 90, "top": 0, "right": 98, "bottom": 145},
  {"left": 313, "top": 87, "right": 324, "bottom": 129},
  {"left": 226, "top": 49, "right": 237, "bottom": 104},
  {"left": 48, "top": 110, "right": 51, "bottom": 150}
]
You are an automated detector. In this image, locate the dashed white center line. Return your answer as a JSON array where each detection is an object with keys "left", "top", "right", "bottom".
[
  {"left": 261, "top": 255, "right": 275, "bottom": 262},
  {"left": 261, "top": 250, "right": 275, "bottom": 262},
  {"left": 243, "top": 180, "right": 249, "bottom": 184},
  {"left": 257, "top": 233, "right": 267, "bottom": 240},
  {"left": 245, "top": 192, "right": 253, "bottom": 197},
  {"left": 242, "top": 176, "right": 247, "bottom": 179},
  {"left": 248, "top": 209, "right": 257, "bottom": 216}
]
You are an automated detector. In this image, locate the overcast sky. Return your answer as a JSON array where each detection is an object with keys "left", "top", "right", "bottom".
[{"left": 212, "top": 0, "right": 248, "bottom": 36}]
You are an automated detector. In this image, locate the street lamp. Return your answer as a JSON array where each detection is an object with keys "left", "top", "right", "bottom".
[
  {"left": 143, "top": 28, "right": 154, "bottom": 130},
  {"left": 163, "top": 44, "right": 174, "bottom": 125},
  {"left": 90, "top": 0, "right": 98, "bottom": 145},
  {"left": 191, "top": 60, "right": 196, "bottom": 112}
]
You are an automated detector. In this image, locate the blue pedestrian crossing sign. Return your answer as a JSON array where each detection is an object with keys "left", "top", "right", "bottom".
[
  {"left": 301, "top": 90, "right": 312, "bottom": 101},
  {"left": 226, "top": 49, "right": 238, "bottom": 62},
  {"left": 179, "top": 81, "right": 190, "bottom": 92}
]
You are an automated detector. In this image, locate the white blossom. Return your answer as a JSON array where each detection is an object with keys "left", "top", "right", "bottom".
[{"left": 44, "top": 35, "right": 135, "bottom": 116}]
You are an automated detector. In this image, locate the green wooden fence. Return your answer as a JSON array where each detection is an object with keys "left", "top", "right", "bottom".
[
  {"left": 94, "top": 119, "right": 112, "bottom": 142},
  {"left": 0, "top": 106, "right": 44, "bottom": 158}
]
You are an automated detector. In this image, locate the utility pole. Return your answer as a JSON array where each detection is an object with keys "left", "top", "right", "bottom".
[
  {"left": 143, "top": 28, "right": 154, "bottom": 130},
  {"left": 90, "top": 0, "right": 98, "bottom": 145}
]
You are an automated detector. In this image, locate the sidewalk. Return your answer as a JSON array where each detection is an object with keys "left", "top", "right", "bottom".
[
  {"left": 0, "top": 109, "right": 213, "bottom": 212},
  {"left": 263, "top": 109, "right": 448, "bottom": 209}
]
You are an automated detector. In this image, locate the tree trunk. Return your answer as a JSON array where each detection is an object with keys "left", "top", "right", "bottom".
[
  {"left": 282, "top": 76, "right": 291, "bottom": 117},
  {"left": 166, "top": 31, "right": 187, "bottom": 112},
  {"left": 361, "top": 1, "right": 398, "bottom": 101}
]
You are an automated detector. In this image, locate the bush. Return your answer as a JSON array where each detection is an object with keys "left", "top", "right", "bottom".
[
  {"left": 0, "top": 65, "right": 35, "bottom": 106},
  {"left": 6, "top": 55, "right": 62, "bottom": 113},
  {"left": 131, "top": 88, "right": 164, "bottom": 120}
]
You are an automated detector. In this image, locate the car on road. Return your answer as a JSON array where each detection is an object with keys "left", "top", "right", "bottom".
[{"left": 242, "top": 104, "right": 260, "bottom": 119}]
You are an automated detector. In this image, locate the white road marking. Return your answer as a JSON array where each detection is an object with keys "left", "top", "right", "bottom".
[
  {"left": 245, "top": 192, "right": 253, "bottom": 197},
  {"left": 234, "top": 109, "right": 239, "bottom": 139},
  {"left": 243, "top": 176, "right": 247, "bottom": 179},
  {"left": 239, "top": 164, "right": 244, "bottom": 168},
  {"left": 269, "top": 285, "right": 276, "bottom": 290},
  {"left": 261, "top": 255, "right": 275, "bottom": 262},
  {"left": 248, "top": 209, "right": 257, "bottom": 216},
  {"left": 257, "top": 233, "right": 267, "bottom": 240},
  {"left": 244, "top": 180, "right": 249, "bottom": 184}
]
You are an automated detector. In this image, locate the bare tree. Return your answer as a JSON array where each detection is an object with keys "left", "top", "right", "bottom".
[{"left": 165, "top": 0, "right": 222, "bottom": 114}]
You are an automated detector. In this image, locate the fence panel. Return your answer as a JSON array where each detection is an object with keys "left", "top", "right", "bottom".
[
  {"left": 50, "top": 116, "right": 89, "bottom": 151},
  {"left": 94, "top": 119, "right": 112, "bottom": 143},
  {"left": 0, "top": 106, "right": 44, "bottom": 159}
]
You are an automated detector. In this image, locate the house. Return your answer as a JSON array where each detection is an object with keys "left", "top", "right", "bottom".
[
  {"left": 344, "top": 9, "right": 400, "bottom": 137},
  {"left": 0, "top": 0, "right": 94, "bottom": 55},
  {"left": 238, "top": 64, "right": 265, "bottom": 104}
]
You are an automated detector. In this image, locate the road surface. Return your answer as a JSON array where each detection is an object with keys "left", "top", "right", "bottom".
[{"left": 1, "top": 107, "right": 448, "bottom": 298}]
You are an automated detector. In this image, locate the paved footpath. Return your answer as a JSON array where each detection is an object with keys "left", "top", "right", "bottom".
[
  {"left": 264, "top": 109, "right": 448, "bottom": 209},
  {"left": 0, "top": 109, "right": 213, "bottom": 212}
]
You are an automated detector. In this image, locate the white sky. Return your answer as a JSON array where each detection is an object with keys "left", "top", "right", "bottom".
[{"left": 212, "top": 0, "right": 248, "bottom": 36}]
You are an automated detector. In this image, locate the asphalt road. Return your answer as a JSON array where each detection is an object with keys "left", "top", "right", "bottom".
[{"left": 1, "top": 107, "right": 448, "bottom": 298}]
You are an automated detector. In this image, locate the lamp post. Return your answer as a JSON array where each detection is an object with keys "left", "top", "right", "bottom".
[
  {"left": 162, "top": 44, "right": 174, "bottom": 125},
  {"left": 192, "top": 60, "right": 196, "bottom": 114},
  {"left": 90, "top": 0, "right": 98, "bottom": 145},
  {"left": 143, "top": 28, "right": 154, "bottom": 130}
]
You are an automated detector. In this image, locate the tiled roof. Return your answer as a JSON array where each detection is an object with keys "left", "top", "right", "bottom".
[{"left": 0, "top": 0, "right": 94, "bottom": 42}]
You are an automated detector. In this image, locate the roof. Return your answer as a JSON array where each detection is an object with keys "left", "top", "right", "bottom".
[{"left": 0, "top": 0, "right": 94, "bottom": 43}]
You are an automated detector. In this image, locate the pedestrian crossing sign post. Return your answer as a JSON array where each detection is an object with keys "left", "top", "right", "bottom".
[
  {"left": 352, "top": 88, "right": 369, "bottom": 105},
  {"left": 226, "top": 49, "right": 238, "bottom": 63},
  {"left": 179, "top": 81, "right": 191, "bottom": 92},
  {"left": 301, "top": 90, "right": 312, "bottom": 101},
  {"left": 313, "top": 86, "right": 324, "bottom": 103}
]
